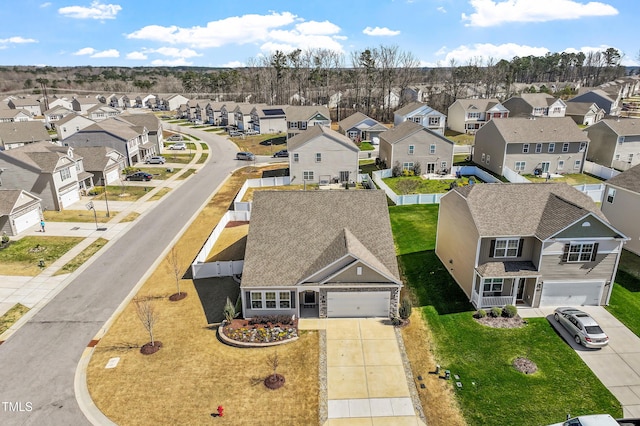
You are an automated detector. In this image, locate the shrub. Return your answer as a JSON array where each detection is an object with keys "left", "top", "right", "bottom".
[
  {"left": 473, "top": 309, "right": 486, "bottom": 319},
  {"left": 392, "top": 162, "right": 402, "bottom": 177},
  {"left": 1, "top": 232, "right": 9, "bottom": 245},
  {"left": 223, "top": 297, "right": 238, "bottom": 323},
  {"left": 399, "top": 297, "right": 412, "bottom": 320},
  {"left": 248, "top": 315, "right": 294, "bottom": 326},
  {"left": 489, "top": 307, "right": 502, "bottom": 318},
  {"left": 503, "top": 304, "right": 518, "bottom": 318},
  {"left": 413, "top": 162, "right": 422, "bottom": 176}
]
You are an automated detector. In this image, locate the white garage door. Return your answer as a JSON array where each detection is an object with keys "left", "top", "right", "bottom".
[
  {"left": 14, "top": 208, "right": 40, "bottom": 234},
  {"left": 60, "top": 189, "right": 80, "bottom": 208},
  {"left": 327, "top": 291, "right": 390, "bottom": 318},
  {"left": 539, "top": 281, "right": 604, "bottom": 306},
  {"left": 105, "top": 169, "right": 120, "bottom": 184}
]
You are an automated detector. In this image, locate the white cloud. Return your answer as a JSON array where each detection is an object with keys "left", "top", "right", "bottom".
[
  {"left": 362, "top": 26, "right": 400, "bottom": 36},
  {"left": 221, "top": 60, "right": 244, "bottom": 68},
  {"left": 462, "top": 0, "right": 618, "bottom": 27},
  {"left": 58, "top": 1, "right": 122, "bottom": 20},
  {"left": 73, "top": 47, "right": 96, "bottom": 56},
  {"left": 437, "top": 6, "right": 447, "bottom": 13},
  {"left": 150, "top": 58, "right": 193, "bottom": 66},
  {"left": 434, "top": 42, "right": 550, "bottom": 65},
  {"left": 151, "top": 47, "right": 202, "bottom": 58},
  {"left": 0, "top": 36, "right": 37, "bottom": 44},
  {"left": 296, "top": 21, "right": 340, "bottom": 35},
  {"left": 40, "top": 2, "right": 51, "bottom": 7},
  {"left": 91, "top": 49, "right": 119, "bottom": 58},
  {"left": 126, "top": 51, "right": 147, "bottom": 60}
]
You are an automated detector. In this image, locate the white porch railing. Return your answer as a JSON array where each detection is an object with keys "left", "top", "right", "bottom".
[{"left": 471, "top": 290, "right": 515, "bottom": 308}]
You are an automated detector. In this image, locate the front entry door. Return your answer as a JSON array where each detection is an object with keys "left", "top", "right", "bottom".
[
  {"left": 339, "top": 171, "right": 349, "bottom": 182},
  {"left": 427, "top": 163, "right": 436, "bottom": 173},
  {"left": 516, "top": 279, "right": 525, "bottom": 301}
]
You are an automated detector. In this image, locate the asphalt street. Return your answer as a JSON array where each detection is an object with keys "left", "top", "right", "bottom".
[{"left": 0, "top": 129, "right": 238, "bottom": 425}]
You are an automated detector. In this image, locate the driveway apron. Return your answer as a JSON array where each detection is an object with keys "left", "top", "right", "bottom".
[{"left": 324, "top": 318, "right": 425, "bottom": 426}]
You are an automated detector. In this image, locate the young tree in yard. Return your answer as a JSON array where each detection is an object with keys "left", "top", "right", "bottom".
[
  {"left": 135, "top": 297, "right": 160, "bottom": 354},
  {"left": 167, "top": 247, "right": 186, "bottom": 301},
  {"left": 264, "top": 351, "right": 285, "bottom": 390}
]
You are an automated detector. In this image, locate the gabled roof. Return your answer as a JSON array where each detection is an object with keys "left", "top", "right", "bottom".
[
  {"left": 56, "top": 112, "right": 94, "bottom": 126},
  {"left": 0, "top": 189, "right": 41, "bottom": 216},
  {"left": 451, "top": 98, "right": 503, "bottom": 112},
  {"left": 119, "top": 112, "right": 159, "bottom": 132},
  {"left": 43, "top": 105, "right": 73, "bottom": 115},
  {"left": 0, "top": 141, "right": 74, "bottom": 173},
  {"left": 285, "top": 105, "right": 331, "bottom": 122},
  {"left": 0, "top": 109, "right": 30, "bottom": 119},
  {"left": 483, "top": 117, "right": 587, "bottom": 143},
  {"left": 517, "top": 93, "right": 564, "bottom": 108},
  {"left": 9, "top": 98, "right": 40, "bottom": 107},
  {"left": 452, "top": 183, "right": 613, "bottom": 239},
  {"left": 73, "top": 97, "right": 100, "bottom": 105},
  {"left": 241, "top": 190, "right": 400, "bottom": 287},
  {"left": 71, "top": 146, "right": 123, "bottom": 171},
  {"left": 87, "top": 104, "right": 120, "bottom": 114},
  {"left": 338, "top": 112, "right": 383, "bottom": 131},
  {"left": 605, "top": 163, "right": 640, "bottom": 194},
  {"left": 234, "top": 103, "right": 260, "bottom": 115},
  {"left": 595, "top": 118, "right": 640, "bottom": 136},
  {"left": 287, "top": 125, "right": 359, "bottom": 152},
  {"left": 394, "top": 101, "right": 444, "bottom": 117},
  {"left": 80, "top": 116, "right": 144, "bottom": 141},
  {"left": 253, "top": 105, "right": 286, "bottom": 117},
  {"left": 379, "top": 120, "right": 454, "bottom": 145},
  {"left": 0, "top": 121, "right": 51, "bottom": 144},
  {"left": 565, "top": 102, "right": 599, "bottom": 115}
]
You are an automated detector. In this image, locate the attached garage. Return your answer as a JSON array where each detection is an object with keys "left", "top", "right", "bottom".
[
  {"left": 539, "top": 281, "right": 605, "bottom": 306},
  {"left": 105, "top": 169, "right": 120, "bottom": 184},
  {"left": 13, "top": 207, "right": 41, "bottom": 234},
  {"left": 326, "top": 291, "right": 390, "bottom": 318},
  {"left": 59, "top": 188, "right": 80, "bottom": 208}
]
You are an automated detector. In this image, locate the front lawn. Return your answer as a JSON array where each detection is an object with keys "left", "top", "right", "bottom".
[
  {"left": 606, "top": 250, "right": 640, "bottom": 337},
  {"left": 93, "top": 186, "right": 152, "bottom": 202},
  {"left": 0, "top": 236, "right": 84, "bottom": 276},
  {"left": 134, "top": 167, "right": 181, "bottom": 180},
  {"left": 54, "top": 238, "right": 108, "bottom": 276},
  {"left": 44, "top": 210, "right": 113, "bottom": 223},
  {"left": 231, "top": 134, "right": 287, "bottom": 155},
  {"left": 383, "top": 175, "right": 477, "bottom": 195},
  {"left": 359, "top": 142, "right": 375, "bottom": 151},
  {"left": 389, "top": 205, "right": 622, "bottom": 425},
  {"left": 0, "top": 303, "right": 30, "bottom": 335}
]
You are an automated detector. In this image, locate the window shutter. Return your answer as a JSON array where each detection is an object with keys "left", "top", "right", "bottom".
[
  {"left": 591, "top": 243, "right": 599, "bottom": 262},
  {"left": 561, "top": 244, "right": 570, "bottom": 262},
  {"left": 290, "top": 291, "right": 296, "bottom": 309},
  {"left": 245, "top": 291, "right": 251, "bottom": 308},
  {"left": 518, "top": 238, "right": 524, "bottom": 257},
  {"left": 489, "top": 240, "right": 496, "bottom": 258}
]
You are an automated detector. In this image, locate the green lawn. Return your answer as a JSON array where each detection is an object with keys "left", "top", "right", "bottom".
[
  {"left": 524, "top": 173, "right": 603, "bottom": 185},
  {"left": 606, "top": 250, "right": 640, "bottom": 337},
  {"left": 0, "top": 236, "right": 84, "bottom": 275},
  {"left": 133, "top": 167, "right": 181, "bottom": 180},
  {"left": 0, "top": 303, "right": 30, "bottom": 335},
  {"left": 359, "top": 142, "right": 375, "bottom": 151},
  {"left": 54, "top": 238, "right": 108, "bottom": 276},
  {"left": 383, "top": 175, "right": 477, "bottom": 195},
  {"left": 389, "top": 206, "right": 623, "bottom": 425}
]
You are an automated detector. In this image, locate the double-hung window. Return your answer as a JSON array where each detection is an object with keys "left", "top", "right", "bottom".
[
  {"left": 548, "top": 143, "right": 555, "bottom": 153},
  {"left": 564, "top": 242, "right": 597, "bottom": 262},
  {"left": 493, "top": 238, "right": 520, "bottom": 258},
  {"left": 251, "top": 292, "right": 263, "bottom": 309},
  {"left": 429, "top": 116, "right": 440, "bottom": 126},
  {"left": 535, "top": 143, "right": 542, "bottom": 153},
  {"left": 293, "top": 153, "right": 299, "bottom": 162},
  {"left": 523, "top": 144, "right": 530, "bottom": 153},
  {"left": 483, "top": 278, "right": 503, "bottom": 295},
  {"left": 265, "top": 292, "right": 277, "bottom": 309},
  {"left": 429, "top": 144, "right": 436, "bottom": 154},
  {"left": 515, "top": 161, "right": 526, "bottom": 171},
  {"left": 60, "top": 168, "right": 71, "bottom": 181},
  {"left": 303, "top": 171, "right": 314, "bottom": 180},
  {"left": 279, "top": 292, "right": 291, "bottom": 309},
  {"left": 562, "top": 143, "right": 569, "bottom": 152},
  {"left": 315, "top": 153, "right": 322, "bottom": 162},
  {"left": 408, "top": 145, "right": 415, "bottom": 155}
]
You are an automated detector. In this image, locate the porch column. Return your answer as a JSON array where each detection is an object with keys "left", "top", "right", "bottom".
[{"left": 512, "top": 277, "right": 520, "bottom": 306}]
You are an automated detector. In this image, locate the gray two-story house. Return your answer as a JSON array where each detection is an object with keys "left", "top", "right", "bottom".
[{"left": 585, "top": 118, "right": 640, "bottom": 171}]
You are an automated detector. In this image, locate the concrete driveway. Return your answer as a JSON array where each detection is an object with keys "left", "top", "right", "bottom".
[
  {"left": 300, "top": 318, "right": 426, "bottom": 426},
  {"left": 522, "top": 306, "right": 640, "bottom": 418}
]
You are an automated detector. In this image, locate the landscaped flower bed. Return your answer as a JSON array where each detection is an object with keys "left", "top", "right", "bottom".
[{"left": 221, "top": 316, "right": 298, "bottom": 344}]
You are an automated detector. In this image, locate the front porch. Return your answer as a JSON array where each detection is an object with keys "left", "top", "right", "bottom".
[{"left": 472, "top": 262, "right": 540, "bottom": 309}]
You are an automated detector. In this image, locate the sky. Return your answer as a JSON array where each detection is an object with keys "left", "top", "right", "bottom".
[{"left": 0, "top": 0, "right": 637, "bottom": 68}]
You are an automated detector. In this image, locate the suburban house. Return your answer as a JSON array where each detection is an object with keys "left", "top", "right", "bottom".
[
  {"left": 63, "top": 116, "right": 152, "bottom": 166},
  {"left": 473, "top": 117, "right": 589, "bottom": 177},
  {"left": 502, "top": 93, "right": 567, "bottom": 118},
  {"left": 240, "top": 190, "right": 402, "bottom": 318},
  {"left": 55, "top": 113, "right": 95, "bottom": 141},
  {"left": 288, "top": 125, "right": 359, "bottom": 185},
  {"left": 447, "top": 98, "right": 509, "bottom": 134},
  {"left": 46, "top": 97, "right": 73, "bottom": 112},
  {"left": 205, "top": 101, "right": 225, "bottom": 125},
  {"left": 601, "top": 164, "right": 640, "bottom": 256},
  {"left": 43, "top": 106, "right": 74, "bottom": 127},
  {"left": 0, "top": 121, "right": 52, "bottom": 150},
  {"left": 71, "top": 146, "right": 125, "bottom": 185},
  {"left": 0, "top": 189, "right": 43, "bottom": 236},
  {"left": 119, "top": 112, "right": 163, "bottom": 156},
  {"left": 565, "top": 102, "right": 605, "bottom": 126},
  {"left": 584, "top": 118, "right": 640, "bottom": 171},
  {"left": 393, "top": 102, "right": 446, "bottom": 135},
  {"left": 163, "top": 94, "right": 189, "bottom": 112},
  {"left": 0, "top": 109, "right": 31, "bottom": 123},
  {"left": 569, "top": 89, "right": 619, "bottom": 116},
  {"left": 72, "top": 97, "right": 101, "bottom": 114},
  {"left": 233, "top": 103, "right": 260, "bottom": 132},
  {"left": 436, "top": 182, "right": 628, "bottom": 309},
  {"left": 285, "top": 105, "right": 331, "bottom": 139},
  {"left": 0, "top": 142, "right": 86, "bottom": 210},
  {"left": 337, "top": 112, "right": 388, "bottom": 142},
  {"left": 7, "top": 97, "right": 41, "bottom": 117},
  {"left": 86, "top": 104, "right": 120, "bottom": 121},
  {"left": 249, "top": 105, "right": 287, "bottom": 135},
  {"left": 220, "top": 102, "right": 241, "bottom": 126},
  {"left": 378, "top": 120, "right": 454, "bottom": 174}
]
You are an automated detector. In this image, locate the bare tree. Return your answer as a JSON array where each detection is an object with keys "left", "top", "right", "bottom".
[
  {"left": 135, "top": 297, "right": 159, "bottom": 348},
  {"left": 167, "top": 247, "right": 186, "bottom": 301}
]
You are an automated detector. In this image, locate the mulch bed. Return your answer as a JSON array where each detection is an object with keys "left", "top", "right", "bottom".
[
  {"left": 474, "top": 316, "right": 527, "bottom": 329},
  {"left": 140, "top": 341, "right": 163, "bottom": 355},
  {"left": 221, "top": 318, "right": 298, "bottom": 344},
  {"left": 225, "top": 221, "right": 249, "bottom": 228},
  {"left": 264, "top": 373, "right": 285, "bottom": 390},
  {"left": 513, "top": 357, "right": 538, "bottom": 374},
  {"left": 169, "top": 292, "right": 187, "bottom": 301}
]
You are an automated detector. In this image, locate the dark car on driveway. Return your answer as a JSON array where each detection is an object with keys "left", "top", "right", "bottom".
[
  {"left": 125, "top": 171, "right": 153, "bottom": 181},
  {"left": 273, "top": 149, "right": 288, "bottom": 158}
]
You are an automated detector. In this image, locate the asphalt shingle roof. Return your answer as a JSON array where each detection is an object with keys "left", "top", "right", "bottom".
[
  {"left": 241, "top": 190, "right": 400, "bottom": 287},
  {"left": 287, "top": 125, "right": 359, "bottom": 152},
  {"left": 599, "top": 118, "right": 640, "bottom": 136},
  {"left": 487, "top": 117, "right": 588, "bottom": 143},
  {"left": 285, "top": 105, "right": 330, "bottom": 122},
  {"left": 379, "top": 120, "right": 454, "bottom": 145},
  {"left": 606, "top": 163, "right": 640, "bottom": 193}
]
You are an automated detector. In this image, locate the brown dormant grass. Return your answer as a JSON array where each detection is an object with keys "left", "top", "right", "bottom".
[
  {"left": 87, "top": 166, "right": 320, "bottom": 425},
  {"left": 401, "top": 310, "right": 467, "bottom": 426},
  {"left": 205, "top": 224, "right": 248, "bottom": 262}
]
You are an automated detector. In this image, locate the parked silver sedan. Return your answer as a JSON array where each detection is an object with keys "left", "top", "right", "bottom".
[{"left": 554, "top": 307, "right": 609, "bottom": 348}]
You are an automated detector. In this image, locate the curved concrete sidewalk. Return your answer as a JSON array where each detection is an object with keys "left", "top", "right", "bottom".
[{"left": 521, "top": 306, "right": 640, "bottom": 418}]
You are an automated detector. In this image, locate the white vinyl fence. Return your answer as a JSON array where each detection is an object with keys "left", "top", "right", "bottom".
[
  {"left": 191, "top": 210, "right": 250, "bottom": 279},
  {"left": 234, "top": 176, "right": 291, "bottom": 211},
  {"left": 583, "top": 161, "right": 621, "bottom": 180},
  {"left": 502, "top": 166, "right": 531, "bottom": 183},
  {"left": 573, "top": 183, "right": 605, "bottom": 203}
]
